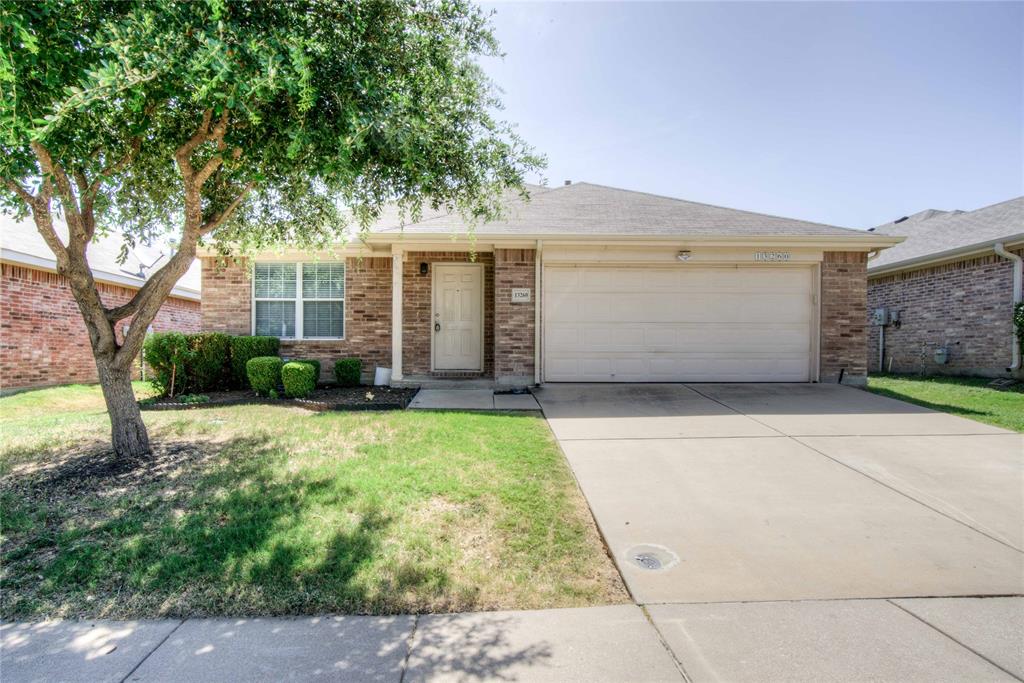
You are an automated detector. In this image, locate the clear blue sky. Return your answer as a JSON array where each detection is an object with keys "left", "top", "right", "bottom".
[{"left": 480, "top": 1, "right": 1023, "bottom": 228}]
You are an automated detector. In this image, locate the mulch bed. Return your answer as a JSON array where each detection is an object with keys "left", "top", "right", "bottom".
[{"left": 140, "top": 386, "right": 419, "bottom": 412}]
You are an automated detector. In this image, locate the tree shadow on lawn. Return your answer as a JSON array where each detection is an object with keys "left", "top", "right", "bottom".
[{"left": 0, "top": 430, "right": 448, "bottom": 619}]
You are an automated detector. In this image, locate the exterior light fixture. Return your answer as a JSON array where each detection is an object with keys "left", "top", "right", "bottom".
[
  {"left": 420, "top": 262, "right": 429, "bottom": 275},
  {"left": 677, "top": 250, "right": 692, "bottom": 262}
]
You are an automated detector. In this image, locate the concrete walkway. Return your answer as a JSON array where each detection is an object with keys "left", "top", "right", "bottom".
[
  {"left": 408, "top": 389, "right": 540, "bottom": 411},
  {"left": 3, "top": 598, "right": 1021, "bottom": 682}
]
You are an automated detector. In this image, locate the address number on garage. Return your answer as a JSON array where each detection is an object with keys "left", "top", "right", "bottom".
[{"left": 754, "top": 251, "right": 792, "bottom": 262}]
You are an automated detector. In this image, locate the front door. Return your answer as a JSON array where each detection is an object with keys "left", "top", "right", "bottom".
[{"left": 433, "top": 264, "right": 483, "bottom": 370}]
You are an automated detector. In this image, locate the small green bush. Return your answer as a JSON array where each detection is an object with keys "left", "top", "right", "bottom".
[
  {"left": 334, "top": 358, "right": 362, "bottom": 386},
  {"left": 1014, "top": 302, "right": 1024, "bottom": 355},
  {"left": 294, "top": 359, "right": 321, "bottom": 383},
  {"left": 247, "top": 356, "right": 283, "bottom": 397},
  {"left": 230, "top": 336, "right": 280, "bottom": 388},
  {"left": 282, "top": 361, "right": 317, "bottom": 398},
  {"left": 188, "top": 332, "right": 231, "bottom": 392},
  {"left": 143, "top": 332, "right": 192, "bottom": 397},
  {"left": 178, "top": 394, "right": 210, "bottom": 405}
]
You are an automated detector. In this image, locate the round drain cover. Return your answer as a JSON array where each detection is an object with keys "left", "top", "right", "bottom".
[{"left": 624, "top": 544, "right": 679, "bottom": 571}]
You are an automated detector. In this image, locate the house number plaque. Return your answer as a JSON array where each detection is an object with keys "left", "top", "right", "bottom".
[
  {"left": 754, "top": 251, "right": 792, "bottom": 262},
  {"left": 511, "top": 288, "right": 532, "bottom": 303}
]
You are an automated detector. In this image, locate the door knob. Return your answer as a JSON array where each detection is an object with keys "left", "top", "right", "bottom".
[{"left": 434, "top": 322, "right": 441, "bottom": 332}]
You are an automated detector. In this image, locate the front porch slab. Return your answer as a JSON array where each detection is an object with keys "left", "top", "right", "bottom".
[{"left": 408, "top": 390, "right": 540, "bottom": 411}]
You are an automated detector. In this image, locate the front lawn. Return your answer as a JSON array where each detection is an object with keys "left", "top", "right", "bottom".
[
  {"left": 867, "top": 374, "right": 1024, "bottom": 432},
  {"left": 0, "top": 384, "right": 625, "bottom": 619}
]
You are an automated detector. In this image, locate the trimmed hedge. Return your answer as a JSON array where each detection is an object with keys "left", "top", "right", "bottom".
[
  {"left": 334, "top": 358, "right": 362, "bottom": 387},
  {"left": 282, "top": 361, "right": 317, "bottom": 398},
  {"left": 230, "top": 336, "right": 280, "bottom": 388},
  {"left": 293, "top": 359, "right": 321, "bottom": 383},
  {"left": 247, "top": 356, "right": 283, "bottom": 397},
  {"left": 188, "top": 332, "right": 231, "bottom": 392},
  {"left": 143, "top": 332, "right": 192, "bottom": 397}
]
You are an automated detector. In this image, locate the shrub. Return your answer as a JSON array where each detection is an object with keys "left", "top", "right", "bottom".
[
  {"left": 334, "top": 358, "right": 362, "bottom": 386},
  {"left": 187, "top": 332, "right": 231, "bottom": 392},
  {"left": 282, "top": 361, "right": 316, "bottom": 398},
  {"left": 294, "top": 359, "right": 321, "bottom": 383},
  {"left": 143, "top": 332, "right": 192, "bottom": 397},
  {"left": 229, "top": 336, "right": 280, "bottom": 388},
  {"left": 178, "top": 394, "right": 210, "bottom": 405},
  {"left": 1015, "top": 302, "right": 1024, "bottom": 355},
  {"left": 247, "top": 356, "right": 283, "bottom": 397}
]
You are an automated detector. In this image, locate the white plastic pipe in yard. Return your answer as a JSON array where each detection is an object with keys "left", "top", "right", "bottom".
[{"left": 994, "top": 242, "right": 1023, "bottom": 372}]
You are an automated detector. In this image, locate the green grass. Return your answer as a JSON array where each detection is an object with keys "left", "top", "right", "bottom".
[
  {"left": 0, "top": 384, "right": 625, "bottom": 619},
  {"left": 867, "top": 374, "right": 1024, "bottom": 432}
]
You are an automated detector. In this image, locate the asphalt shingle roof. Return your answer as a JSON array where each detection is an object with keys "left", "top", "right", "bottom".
[
  {"left": 0, "top": 216, "right": 201, "bottom": 298},
  {"left": 368, "top": 182, "right": 868, "bottom": 238},
  {"left": 868, "top": 196, "right": 1024, "bottom": 271}
]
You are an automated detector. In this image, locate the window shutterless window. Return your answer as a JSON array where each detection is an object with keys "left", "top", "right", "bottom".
[{"left": 253, "top": 262, "right": 344, "bottom": 339}]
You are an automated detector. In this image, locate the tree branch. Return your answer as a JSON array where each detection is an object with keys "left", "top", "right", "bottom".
[
  {"left": 199, "top": 181, "right": 254, "bottom": 235},
  {"left": 3, "top": 178, "right": 37, "bottom": 206},
  {"left": 174, "top": 108, "right": 214, "bottom": 180}
]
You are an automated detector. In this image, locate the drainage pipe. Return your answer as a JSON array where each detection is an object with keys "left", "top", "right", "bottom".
[
  {"left": 994, "top": 242, "right": 1022, "bottom": 372},
  {"left": 878, "top": 324, "right": 885, "bottom": 374}
]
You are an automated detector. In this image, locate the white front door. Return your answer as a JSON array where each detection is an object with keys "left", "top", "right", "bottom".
[{"left": 433, "top": 264, "right": 483, "bottom": 370}]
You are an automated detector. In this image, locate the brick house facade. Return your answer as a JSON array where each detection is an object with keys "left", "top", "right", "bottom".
[
  {"left": 867, "top": 246, "right": 1023, "bottom": 377},
  {"left": 201, "top": 249, "right": 870, "bottom": 386},
  {"left": 1, "top": 262, "right": 200, "bottom": 391}
]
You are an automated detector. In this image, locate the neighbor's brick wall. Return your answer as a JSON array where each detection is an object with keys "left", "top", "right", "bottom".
[
  {"left": 1, "top": 262, "right": 200, "bottom": 391},
  {"left": 494, "top": 249, "right": 535, "bottom": 383},
  {"left": 867, "top": 248, "right": 1022, "bottom": 377},
  {"left": 402, "top": 252, "right": 494, "bottom": 377},
  {"left": 200, "top": 257, "right": 392, "bottom": 381},
  {"left": 820, "top": 252, "right": 868, "bottom": 385}
]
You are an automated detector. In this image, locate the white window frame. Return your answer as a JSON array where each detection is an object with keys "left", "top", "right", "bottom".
[{"left": 252, "top": 262, "right": 345, "bottom": 340}]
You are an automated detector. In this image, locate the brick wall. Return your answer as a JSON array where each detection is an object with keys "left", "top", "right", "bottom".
[
  {"left": 867, "top": 248, "right": 1022, "bottom": 377},
  {"left": 1, "top": 262, "right": 200, "bottom": 391},
  {"left": 402, "top": 252, "right": 494, "bottom": 377},
  {"left": 200, "top": 256, "right": 392, "bottom": 381},
  {"left": 494, "top": 249, "right": 535, "bottom": 384},
  {"left": 820, "top": 252, "right": 868, "bottom": 385}
]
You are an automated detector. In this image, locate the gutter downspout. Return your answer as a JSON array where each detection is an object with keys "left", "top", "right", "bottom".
[
  {"left": 994, "top": 242, "right": 1022, "bottom": 372},
  {"left": 534, "top": 240, "right": 543, "bottom": 386}
]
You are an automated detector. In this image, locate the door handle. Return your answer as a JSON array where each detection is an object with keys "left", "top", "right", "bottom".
[{"left": 434, "top": 322, "right": 441, "bottom": 332}]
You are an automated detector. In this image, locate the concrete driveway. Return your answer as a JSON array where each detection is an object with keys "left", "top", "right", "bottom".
[{"left": 533, "top": 383, "right": 1024, "bottom": 605}]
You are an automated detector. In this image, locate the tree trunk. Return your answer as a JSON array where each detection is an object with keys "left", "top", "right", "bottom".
[{"left": 96, "top": 355, "right": 151, "bottom": 459}]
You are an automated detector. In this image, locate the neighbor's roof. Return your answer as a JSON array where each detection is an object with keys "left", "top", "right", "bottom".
[
  {"left": 0, "top": 216, "right": 201, "bottom": 300},
  {"left": 867, "top": 196, "right": 1024, "bottom": 273},
  {"left": 367, "top": 182, "right": 881, "bottom": 239}
]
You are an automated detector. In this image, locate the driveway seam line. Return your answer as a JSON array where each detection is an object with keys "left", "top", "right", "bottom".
[
  {"left": 119, "top": 618, "right": 186, "bottom": 683},
  {"left": 638, "top": 594, "right": 1024, "bottom": 606},
  {"left": 791, "top": 436, "right": 1023, "bottom": 554},
  {"left": 640, "top": 604, "right": 693, "bottom": 683},
  {"left": 886, "top": 599, "right": 1024, "bottom": 682},
  {"left": 398, "top": 614, "right": 419, "bottom": 683}
]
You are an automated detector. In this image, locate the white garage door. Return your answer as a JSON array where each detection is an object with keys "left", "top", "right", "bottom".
[{"left": 543, "top": 265, "right": 814, "bottom": 382}]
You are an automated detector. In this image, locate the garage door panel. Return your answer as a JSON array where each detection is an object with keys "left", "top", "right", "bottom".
[
  {"left": 544, "top": 265, "right": 813, "bottom": 382},
  {"left": 550, "top": 292, "right": 810, "bottom": 325}
]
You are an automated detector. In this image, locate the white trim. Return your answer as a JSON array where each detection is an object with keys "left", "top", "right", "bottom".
[
  {"left": 251, "top": 261, "right": 346, "bottom": 340},
  {"left": 430, "top": 262, "right": 485, "bottom": 372},
  {"left": 1, "top": 248, "right": 201, "bottom": 301},
  {"left": 534, "top": 240, "right": 543, "bottom": 385},
  {"left": 391, "top": 247, "right": 404, "bottom": 381}
]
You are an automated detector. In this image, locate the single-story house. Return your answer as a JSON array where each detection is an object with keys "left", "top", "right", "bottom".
[
  {"left": 200, "top": 182, "right": 900, "bottom": 387},
  {"left": 1, "top": 217, "right": 202, "bottom": 391},
  {"left": 867, "top": 196, "right": 1023, "bottom": 377}
]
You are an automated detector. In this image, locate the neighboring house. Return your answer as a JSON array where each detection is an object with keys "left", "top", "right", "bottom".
[
  {"left": 201, "top": 182, "right": 898, "bottom": 387},
  {"left": 867, "top": 197, "right": 1024, "bottom": 377},
  {"left": 1, "top": 217, "right": 201, "bottom": 391}
]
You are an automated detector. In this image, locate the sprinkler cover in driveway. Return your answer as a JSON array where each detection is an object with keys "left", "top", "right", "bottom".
[{"left": 624, "top": 544, "right": 679, "bottom": 571}]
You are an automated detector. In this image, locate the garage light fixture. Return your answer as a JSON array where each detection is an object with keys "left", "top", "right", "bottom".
[{"left": 677, "top": 250, "right": 692, "bottom": 261}]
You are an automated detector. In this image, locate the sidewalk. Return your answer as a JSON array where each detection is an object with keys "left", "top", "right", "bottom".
[{"left": 3, "top": 598, "right": 1020, "bottom": 682}]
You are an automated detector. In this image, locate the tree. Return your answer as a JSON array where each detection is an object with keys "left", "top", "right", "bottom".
[{"left": 0, "top": 0, "right": 540, "bottom": 458}]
